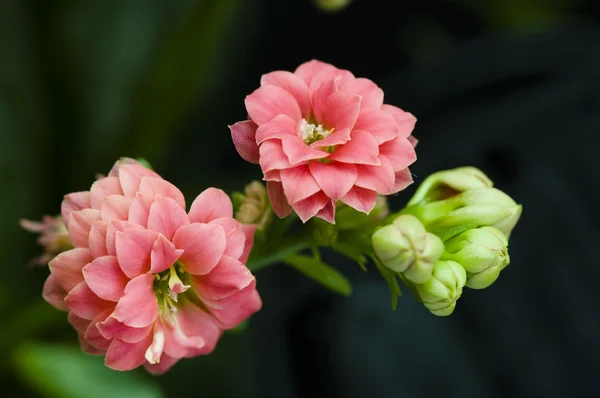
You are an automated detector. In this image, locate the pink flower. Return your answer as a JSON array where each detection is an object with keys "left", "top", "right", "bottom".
[
  {"left": 20, "top": 215, "right": 72, "bottom": 265},
  {"left": 44, "top": 158, "right": 261, "bottom": 374},
  {"left": 231, "top": 60, "right": 417, "bottom": 223}
]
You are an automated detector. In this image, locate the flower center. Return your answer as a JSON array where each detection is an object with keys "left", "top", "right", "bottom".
[
  {"left": 299, "top": 119, "right": 333, "bottom": 144},
  {"left": 152, "top": 263, "right": 191, "bottom": 317}
]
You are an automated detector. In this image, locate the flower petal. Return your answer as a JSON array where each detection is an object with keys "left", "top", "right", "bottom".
[
  {"left": 138, "top": 177, "right": 186, "bottom": 210},
  {"left": 310, "top": 127, "right": 351, "bottom": 148},
  {"left": 98, "top": 315, "right": 152, "bottom": 343},
  {"left": 239, "top": 224, "right": 256, "bottom": 264},
  {"left": 65, "top": 282, "right": 114, "bottom": 320},
  {"left": 266, "top": 181, "right": 293, "bottom": 218},
  {"left": 112, "top": 274, "right": 158, "bottom": 328},
  {"left": 144, "top": 353, "right": 179, "bottom": 375},
  {"left": 323, "top": 92, "right": 361, "bottom": 131},
  {"left": 85, "top": 309, "right": 113, "bottom": 350},
  {"left": 172, "top": 301, "right": 222, "bottom": 356},
  {"left": 245, "top": 85, "right": 302, "bottom": 125},
  {"left": 255, "top": 114, "right": 297, "bottom": 144},
  {"left": 208, "top": 218, "right": 245, "bottom": 260},
  {"left": 49, "top": 248, "right": 92, "bottom": 292},
  {"left": 258, "top": 140, "right": 291, "bottom": 172},
  {"left": 355, "top": 155, "right": 396, "bottom": 194},
  {"left": 315, "top": 200, "right": 336, "bottom": 223},
  {"left": 118, "top": 163, "right": 161, "bottom": 197},
  {"left": 381, "top": 104, "right": 417, "bottom": 138},
  {"left": 192, "top": 255, "right": 254, "bottom": 300},
  {"left": 393, "top": 168, "right": 414, "bottom": 193},
  {"left": 203, "top": 280, "right": 262, "bottom": 329},
  {"left": 88, "top": 221, "right": 108, "bottom": 258},
  {"left": 150, "top": 234, "right": 183, "bottom": 274},
  {"left": 61, "top": 191, "right": 91, "bottom": 224},
  {"left": 281, "top": 136, "right": 329, "bottom": 165},
  {"left": 379, "top": 136, "right": 417, "bottom": 172},
  {"left": 90, "top": 177, "right": 123, "bottom": 210},
  {"left": 100, "top": 195, "right": 133, "bottom": 221},
  {"left": 230, "top": 120, "right": 260, "bottom": 164},
  {"left": 188, "top": 188, "right": 233, "bottom": 224},
  {"left": 340, "top": 77, "right": 384, "bottom": 109},
  {"left": 105, "top": 333, "right": 153, "bottom": 371},
  {"left": 280, "top": 165, "right": 321, "bottom": 204},
  {"left": 340, "top": 186, "right": 378, "bottom": 214},
  {"left": 67, "top": 209, "right": 101, "bottom": 248},
  {"left": 106, "top": 219, "right": 144, "bottom": 256},
  {"left": 292, "top": 191, "right": 330, "bottom": 223},
  {"left": 294, "top": 59, "right": 337, "bottom": 86},
  {"left": 309, "top": 161, "right": 357, "bottom": 200},
  {"left": 83, "top": 255, "right": 129, "bottom": 302},
  {"left": 42, "top": 274, "right": 68, "bottom": 311},
  {"left": 147, "top": 195, "right": 190, "bottom": 240},
  {"left": 128, "top": 192, "right": 154, "bottom": 228},
  {"left": 310, "top": 77, "right": 339, "bottom": 124},
  {"left": 261, "top": 71, "right": 311, "bottom": 119},
  {"left": 172, "top": 223, "right": 226, "bottom": 275},
  {"left": 352, "top": 107, "right": 398, "bottom": 144},
  {"left": 329, "top": 129, "right": 380, "bottom": 165},
  {"left": 115, "top": 229, "right": 159, "bottom": 278}
]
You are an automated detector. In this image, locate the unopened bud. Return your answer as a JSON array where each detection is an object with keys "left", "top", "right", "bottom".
[
  {"left": 20, "top": 215, "right": 72, "bottom": 265},
  {"left": 372, "top": 215, "right": 444, "bottom": 284},
  {"left": 416, "top": 260, "right": 466, "bottom": 316},
  {"left": 314, "top": 0, "right": 353, "bottom": 13},
  {"left": 235, "top": 181, "right": 271, "bottom": 229}
]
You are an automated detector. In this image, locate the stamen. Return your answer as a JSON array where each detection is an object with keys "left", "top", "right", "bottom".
[{"left": 299, "top": 119, "right": 333, "bottom": 144}]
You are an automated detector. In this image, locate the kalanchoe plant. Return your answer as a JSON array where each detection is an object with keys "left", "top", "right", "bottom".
[{"left": 22, "top": 60, "right": 522, "bottom": 373}]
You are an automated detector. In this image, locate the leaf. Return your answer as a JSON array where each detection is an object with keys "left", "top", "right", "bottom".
[
  {"left": 372, "top": 256, "right": 402, "bottom": 310},
  {"left": 332, "top": 243, "right": 368, "bottom": 271},
  {"left": 13, "top": 343, "right": 163, "bottom": 398},
  {"left": 284, "top": 254, "right": 352, "bottom": 296}
]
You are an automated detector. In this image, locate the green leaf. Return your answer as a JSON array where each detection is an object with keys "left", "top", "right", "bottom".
[
  {"left": 284, "top": 254, "right": 352, "bottom": 296},
  {"left": 373, "top": 256, "right": 402, "bottom": 310},
  {"left": 13, "top": 343, "right": 163, "bottom": 398},
  {"left": 332, "top": 243, "right": 368, "bottom": 271}
]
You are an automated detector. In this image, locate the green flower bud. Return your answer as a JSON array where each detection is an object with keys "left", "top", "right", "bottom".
[
  {"left": 311, "top": 218, "right": 339, "bottom": 246},
  {"left": 314, "top": 0, "right": 353, "bottom": 13},
  {"left": 235, "top": 181, "right": 271, "bottom": 229},
  {"left": 441, "top": 226, "right": 510, "bottom": 289},
  {"left": 416, "top": 260, "right": 466, "bottom": 316},
  {"left": 407, "top": 167, "right": 493, "bottom": 207},
  {"left": 336, "top": 196, "right": 389, "bottom": 230},
  {"left": 372, "top": 215, "right": 444, "bottom": 284}
]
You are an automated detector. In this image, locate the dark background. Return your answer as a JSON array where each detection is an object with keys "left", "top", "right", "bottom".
[{"left": 2, "top": 0, "right": 599, "bottom": 397}]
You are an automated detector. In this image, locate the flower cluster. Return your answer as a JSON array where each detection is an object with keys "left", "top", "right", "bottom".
[
  {"left": 44, "top": 159, "right": 261, "bottom": 373},
  {"left": 231, "top": 60, "right": 417, "bottom": 223}
]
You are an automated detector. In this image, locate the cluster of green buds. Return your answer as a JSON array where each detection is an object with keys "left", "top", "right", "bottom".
[
  {"left": 232, "top": 181, "right": 272, "bottom": 230},
  {"left": 371, "top": 167, "right": 521, "bottom": 316}
]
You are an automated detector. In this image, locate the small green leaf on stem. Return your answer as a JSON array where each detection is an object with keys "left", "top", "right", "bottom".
[
  {"left": 284, "top": 254, "right": 352, "bottom": 296},
  {"left": 373, "top": 257, "right": 402, "bottom": 310}
]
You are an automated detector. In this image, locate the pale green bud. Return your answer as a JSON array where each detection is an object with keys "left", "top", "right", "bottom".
[
  {"left": 314, "top": 0, "right": 353, "bottom": 13},
  {"left": 372, "top": 215, "right": 444, "bottom": 284},
  {"left": 416, "top": 260, "right": 466, "bottom": 316},
  {"left": 235, "top": 181, "right": 271, "bottom": 229}
]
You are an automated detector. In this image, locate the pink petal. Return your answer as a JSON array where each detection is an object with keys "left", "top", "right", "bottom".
[
  {"left": 173, "top": 301, "right": 222, "bottom": 356},
  {"left": 145, "top": 323, "right": 165, "bottom": 365},
  {"left": 115, "top": 229, "right": 159, "bottom": 278},
  {"left": 79, "top": 335, "right": 106, "bottom": 356},
  {"left": 68, "top": 312, "right": 91, "bottom": 335},
  {"left": 309, "top": 161, "right": 357, "bottom": 200},
  {"left": 118, "top": 164, "right": 161, "bottom": 197},
  {"left": 88, "top": 221, "right": 108, "bottom": 258},
  {"left": 393, "top": 168, "right": 414, "bottom": 193},
  {"left": 280, "top": 165, "right": 321, "bottom": 204},
  {"left": 340, "top": 186, "right": 378, "bottom": 214},
  {"left": 112, "top": 274, "right": 158, "bottom": 328},
  {"left": 355, "top": 155, "right": 396, "bottom": 194},
  {"left": 239, "top": 224, "right": 256, "bottom": 264},
  {"left": 98, "top": 315, "right": 152, "bottom": 343},
  {"left": 188, "top": 188, "right": 233, "bottom": 224},
  {"left": 408, "top": 135, "right": 418, "bottom": 147},
  {"left": 105, "top": 219, "right": 144, "bottom": 256},
  {"left": 83, "top": 255, "right": 129, "bottom": 302},
  {"left": 255, "top": 114, "right": 297, "bottom": 144},
  {"left": 147, "top": 195, "right": 190, "bottom": 240},
  {"left": 294, "top": 59, "right": 337, "bottom": 86},
  {"left": 65, "top": 282, "right": 114, "bottom": 320},
  {"left": 49, "top": 248, "right": 92, "bottom": 292},
  {"left": 315, "top": 200, "right": 336, "bottom": 224},
  {"left": 150, "top": 234, "right": 183, "bottom": 274},
  {"left": 203, "top": 280, "right": 262, "bottom": 329},
  {"left": 105, "top": 333, "right": 153, "bottom": 371},
  {"left": 90, "top": 177, "right": 123, "bottom": 210},
  {"left": 261, "top": 71, "right": 311, "bottom": 119},
  {"left": 308, "top": 68, "right": 354, "bottom": 106},
  {"left": 310, "top": 127, "right": 351, "bottom": 148},
  {"left": 100, "top": 195, "right": 133, "bottom": 221},
  {"left": 263, "top": 169, "right": 281, "bottom": 181},
  {"left": 192, "top": 255, "right": 254, "bottom": 300},
  {"left": 353, "top": 108, "right": 399, "bottom": 144},
  {"left": 107, "top": 158, "right": 140, "bottom": 177},
  {"left": 42, "top": 274, "right": 68, "bottom": 311},
  {"left": 208, "top": 218, "right": 245, "bottom": 260},
  {"left": 281, "top": 136, "right": 329, "bottom": 165},
  {"left": 379, "top": 135, "right": 417, "bottom": 171},
  {"left": 138, "top": 177, "right": 186, "bottom": 210},
  {"left": 323, "top": 92, "right": 361, "bottom": 131},
  {"left": 128, "top": 192, "right": 154, "bottom": 227},
  {"left": 266, "top": 181, "right": 293, "bottom": 218},
  {"left": 245, "top": 85, "right": 302, "bottom": 125},
  {"left": 85, "top": 309, "right": 113, "bottom": 350},
  {"left": 329, "top": 129, "right": 380, "bottom": 165},
  {"left": 162, "top": 319, "right": 205, "bottom": 359},
  {"left": 144, "top": 354, "right": 179, "bottom": 375},
  {"left": 380, "top": 104, "right": 417, "bottom": 138},
  {"left": 67, "top": 209, "right": 101, "bottom": 248},
  {"left": 291, "top": 191, "right": 330, "bottom": 223},
  {"left": 230, "top": 120, "right": 260, "bottom": 164},
  {"left": 310, "top": 77, "right": 339, "bottom": 125},
  {"left": 340, "top": 77, "right": 384, "bottom": 109},
  {"left": 61, "top": 191, "right": 91, "bottom": 224},
  {"left": 172, "top": 223, "right": 226, "bottom": 275},
  {"left": 258, "top": 140, "right": 291, "bottom": 172}
]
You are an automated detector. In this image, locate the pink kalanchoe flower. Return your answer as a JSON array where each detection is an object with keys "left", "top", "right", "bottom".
[
  {"left": 44, "top": 158, "right": 261, "bottom": 374},
  {"left": 230, "top": 60, "right": 417, "bottom": 223},
  {"left": 21, "top": 215, "right": 72, "bottom": 265}
]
